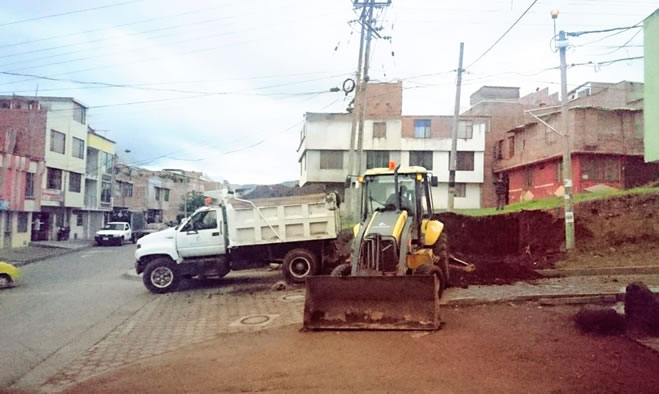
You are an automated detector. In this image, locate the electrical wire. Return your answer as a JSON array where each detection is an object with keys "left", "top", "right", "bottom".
[{"left": 464, "top": 0, "right": 538, "bottom": 69}]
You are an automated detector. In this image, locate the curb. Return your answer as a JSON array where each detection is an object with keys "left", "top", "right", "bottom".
[
  {"left": 12, "top": 245, "right": 93, "bottom": 267},
  {"left": 536, "top": 266, "right": 659, "bottom": 277}
]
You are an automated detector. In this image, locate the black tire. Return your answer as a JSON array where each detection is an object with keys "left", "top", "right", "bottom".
[
  {"left": 282, "top": 248, "right": 319, "bottom": 284},
  {"left": 0, "top": 273, "right": 12, "bottom": 288},
  {"left": 414, "top": 263, "right": 446, "bottom": 299},
  {"left": 434, "top": 231, "right": 450, "bottom": 285},
  {"left": 331, "top": 263, "right": 351, "bottom": 277},
  {"left": 131, "top": 234, "right": 136, "bottom": 243},
  {"left": 143, "top": 258, "right": 180, "bottom": 294}
]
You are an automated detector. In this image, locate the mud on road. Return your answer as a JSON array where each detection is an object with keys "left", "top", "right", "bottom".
[{"left": 64, "top": 303, "right": 659, "bottom": 393}]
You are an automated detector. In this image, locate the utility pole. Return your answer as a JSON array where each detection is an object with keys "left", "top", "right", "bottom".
[
  {"left": 557, "top": 28, "right": 576, "bottom": 250},
  {"left": 355, "top": 0, "right": 375, "bottom": 179},
  {"left": 447, "top": 42, "right": 464, "bottom": 211}
]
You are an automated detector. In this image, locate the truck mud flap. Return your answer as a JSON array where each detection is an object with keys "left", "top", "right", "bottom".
[{"left": 303, "top": 276, "right": 441, "bottom": 331}]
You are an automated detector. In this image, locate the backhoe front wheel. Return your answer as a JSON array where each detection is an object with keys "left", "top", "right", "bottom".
[
  {"left": 414, "top": 264, "right": 446, "bottom": 299},
  {"left": 434, "top": 231, "right": 450, "bottom": 285},
  {"left": 330, "top": 263, "right": 351, "bottom": 277}
]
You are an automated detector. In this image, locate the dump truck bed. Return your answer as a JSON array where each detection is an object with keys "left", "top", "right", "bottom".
[{"left": 225, "top": 193, "right": 340, "bottom": 248}]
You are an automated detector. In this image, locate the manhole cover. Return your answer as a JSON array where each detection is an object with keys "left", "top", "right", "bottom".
[
  {"left": 230, "top": 314, "right": 279, "bottom": 328},
  {"left": 241, "top": 315, "right": 270, "bottom": 325},
  {"left": 281, "top": 294, "right": 305, "bottom": 301}
]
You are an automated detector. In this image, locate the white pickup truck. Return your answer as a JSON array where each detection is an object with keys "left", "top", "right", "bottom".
[
  {"left": 95, "top": 222, "right": 133, "bottom": 246},
  {"left": 135, "top": 193, "right": 340, "bottom": 293}
]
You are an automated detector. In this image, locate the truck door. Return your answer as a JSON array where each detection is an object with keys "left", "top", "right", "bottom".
[{"left": 176, "top": 209, "right": 225, "bottom": 257}]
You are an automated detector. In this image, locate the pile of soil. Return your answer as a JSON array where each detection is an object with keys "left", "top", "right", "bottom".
[
  {"left": 242, "top": 183, "right": 327, "bottom": 200},
  {"left": 328, "top": 192, "right": 658, "bottom": 286}
]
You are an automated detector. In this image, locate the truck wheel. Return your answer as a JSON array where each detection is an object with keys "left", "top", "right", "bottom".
[
  {"left": 0, "top": 274, "right": 12, "bottom": 288},
  {"left": 282, "top": 248, "right": 318, "bottom": 284},
  {"left": 131, "top": 234, "right": 136, "bottom": 243},
  {"left": 143, "top": 258, "right": 180, "bottom": 294},
  {"left": 434, "top": 231, "right": 450, "bottom": 285},
  {"left": 414, "top": 264, "right": 446, "bottom": 299},
  {"left": 330, "top": 263, "right": 351, "bottom": 277}
]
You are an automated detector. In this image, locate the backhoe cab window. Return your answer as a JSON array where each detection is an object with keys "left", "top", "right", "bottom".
[
  {"left": 364, "top": 175, "right": 416, "bottom": 217},
  {"left": 181, "top": 210, "right": 217, "bottom": 232}
]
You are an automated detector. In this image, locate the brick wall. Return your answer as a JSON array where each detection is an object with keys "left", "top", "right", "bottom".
[
  {"left": 0, "top": 99, "right": 47, "bottom": 159},
  {"left": 400, "top": 116, "right": 452, "bottom": 138},
  {"left": 364, "top": 82, "right": 402, "bottom": 118}
]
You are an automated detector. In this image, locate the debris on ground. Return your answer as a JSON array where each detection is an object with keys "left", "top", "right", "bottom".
[
  {"left": 625, "top": 282, "right": 659, "bottom": 335},
  {"left": 574, "top": 307, "right": 626, "bottom": 335},
  {"left": 271, "top": 281, "right": 288, "bottom": 291}
]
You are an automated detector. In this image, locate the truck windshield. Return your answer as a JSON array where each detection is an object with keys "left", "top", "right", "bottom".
[
  {"left": 102, "top": 223, "right": 124, "bottom": 231},
  {"left": 363, "top": 174, "right": 417, "bottom": 219}
]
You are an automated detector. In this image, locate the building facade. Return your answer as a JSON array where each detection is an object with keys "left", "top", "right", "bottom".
[
  {"left": 80, "top": 129, "right": 115, "bottom": 239},
  {"left": 645, "top": 8, "right": 659, "bottom": 162},
  {"left": 37, "top": 97, "right": 89, "bottom": 240},
  {"left": 0, "top": 97, "right": 47, "bottom": 248},
  {"left": 298, "top": 82, "right": 489, "bottom": 209}
]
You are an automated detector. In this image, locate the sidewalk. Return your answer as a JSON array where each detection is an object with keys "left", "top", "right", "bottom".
[{"left": 1, "top": 240, "right": 94, "bottom": 266}]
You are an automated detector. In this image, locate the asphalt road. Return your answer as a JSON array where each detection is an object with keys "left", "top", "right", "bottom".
[{"left": 0, "top": 244, "right": 154, "bottom": 390}]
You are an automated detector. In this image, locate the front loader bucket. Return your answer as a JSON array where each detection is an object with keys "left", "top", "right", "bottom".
[{"left": 303, "top": 276, "right": 440, "bottom": 331}]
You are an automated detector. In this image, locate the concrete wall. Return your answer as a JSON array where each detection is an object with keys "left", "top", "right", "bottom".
[
  {"left": 0, "top": 211, "right": 33, "bottom": 248},
  {"left": 645, "top": 9, "right": 659, "bottom": 162}
]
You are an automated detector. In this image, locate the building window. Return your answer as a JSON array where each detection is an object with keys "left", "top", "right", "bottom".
[
  {"left": 413, "top": 119, "right": 431, "bottom": 138},
  {"left": 72, "top": 137, "right": 85, "bottom": 159},
  {"left": 17, "top": 212, "right": 28, "bottom": 233},
  {"left": 69, "top": 172, "right": 82, "bottom": 193},
  {"left": 155, "top": 187, "right": 170, "bottom": 201},
  {"left": 556, "top": 161, "right": 563, "bottom": 183},
  {"left": 47, "top": 167, "right": 62, "bottom": 190},
  {"left": 457, "top": 120, "right": 473, "bottom": 139},
  {"left": 507, "top": 136, "right": 515, "bottom": 158},
  {"left": 319, "top": 150, "right": 343, "bottom": 169},
  {"left": 524, "top": 167, "right": 533, "bottom": 187},
  {"left": 581, "top": 157, "right": 620, "bottom": 181},
  {"left": 5, "top": 212, "right": 12, "bottom": 232},
  {"left": 164, "top": 189, "right": 169, "bottom": 202},
  {"left": 366, "top": 151, "right": 390, "bottom": 169},
  {"left": 73, "top": 103, "right": 87, "bottom": 124},
  {"left": 373, "top": 122, "right": 386, "bottom": 138},
  {"left": 454, "top": 183, "right": 466, "bottom": 198},
  {"left": 25, "top": 172, "right": 35, "bottom": 198},
  {"left": 76, "top": 212, "right": 83, "bottom": 226},
  {"left": 449, "top": 151, "right": 475, "bottom": 171},
  {"left": 50, "top": 130, "right": 65, "bottom": 154},
  {"left": 101, "top": 181, "right": 112, "bottom": 203},
  {"left": 409, "top": 151, "right": 433, "bottom": 170},
  {"left": 494, "top": 140, "right": 504, "bottom": 160},
  {"left": 100, "top": 152, "right": 113, "bottom": 174},
  {"left": 122, "top": 182, "right": 133, "bottom": 198}
]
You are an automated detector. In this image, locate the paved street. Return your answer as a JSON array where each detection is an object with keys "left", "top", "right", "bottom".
[{"left": 0, "top": 244, "right": 154, "bottom": 390}]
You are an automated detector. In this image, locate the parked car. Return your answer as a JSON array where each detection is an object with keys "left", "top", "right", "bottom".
[
  {"left": 95, "top": 222, "right": 133, "bottom": 246},
  {"left": 0, "top": 262, "right": 21, "bottom": 288}
]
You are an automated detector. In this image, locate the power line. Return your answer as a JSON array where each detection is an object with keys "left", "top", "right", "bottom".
[
  {"left": 464, "top": 0, "right": 538, "bottom": 69},
  {"left": 593, "top": 29, "right": 643, "bottom": 56},
  {"left": 0, "top": 0, "right": 146, "bottom": 28}
]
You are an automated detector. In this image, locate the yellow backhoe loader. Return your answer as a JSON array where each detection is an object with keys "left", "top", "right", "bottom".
[{"left": 304, "top": 163, "right": 455, "bottom": 330}]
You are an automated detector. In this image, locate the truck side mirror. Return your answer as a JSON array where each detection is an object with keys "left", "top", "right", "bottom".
[{"left": 430, "top": 176, "right": 439, "bottom": 187}]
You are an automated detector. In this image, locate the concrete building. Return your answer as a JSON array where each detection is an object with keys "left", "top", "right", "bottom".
[
  {"left": 645, "top": 8, "right": 659, "bottom": 162},
  {"left": 114, "top": 165, "right": 219, "bottom": 224},
  {"left": 37, "top": 97, "right": 89, "bottom": 240},
  {"left": 0, "top": 96, "right": 47, "bottom": 247},
  {"left": 81, "top": 128, "right": 115, "bottom": 239},
  {"left": 298, "top": 82, "right": 490, "bottom": 209},
  {"left": 493, "top": 104, "right": 658, "bottom": 204}
]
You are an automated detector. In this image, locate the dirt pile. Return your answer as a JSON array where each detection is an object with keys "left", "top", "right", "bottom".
[
  {"left": 574, "top": 308, "right": 626, "bottom": 335},
  {"left": 625, "top": 282, "right": 659, "bottom": 335},
  {"left": 241, "top": 183, "right": 327, "bottom": 199}
]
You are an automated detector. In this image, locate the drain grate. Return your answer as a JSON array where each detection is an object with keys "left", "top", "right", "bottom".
[
  {"left": 230, "top": 314, "right": 279, "bottom": 327},
  {"left": 281, "top": 294, "right": 305, "bottom": 302}
]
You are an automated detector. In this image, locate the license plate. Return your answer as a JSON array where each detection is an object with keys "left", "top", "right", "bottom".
[{"left": 103, "top": 237, "right": 109, "bottom": 240}]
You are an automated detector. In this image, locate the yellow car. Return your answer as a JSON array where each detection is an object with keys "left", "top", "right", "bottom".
[{"left": 0, "top": 261, "right": 21, "bottom": 288}]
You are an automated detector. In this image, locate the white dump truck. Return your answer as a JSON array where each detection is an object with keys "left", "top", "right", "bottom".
[{"left": 135, "top": 193, "right": 340, "bottom": 293}]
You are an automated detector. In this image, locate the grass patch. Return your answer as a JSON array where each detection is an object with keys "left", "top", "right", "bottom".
[{"left": 455, "top": 186, "right": 659, "bottom": 217}]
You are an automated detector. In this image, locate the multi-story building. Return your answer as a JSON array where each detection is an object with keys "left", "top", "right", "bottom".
[
  {"left": 0, "top": 96, "right": 47, "bottom": 247},
  {"left": 298, "top": 82, "right": 490, "bottom": 209},
  {"left": 493, "top": 83, "right": 657, "bottom": 203},
  {"left": 646, "top": 9, "right": 659, "bottom": 162},
  {"left": 37, "top": 97, "right": 89, "bottom": 240},
  {"left": 80, "top": 128, "right": 115, "bottom": 239}
]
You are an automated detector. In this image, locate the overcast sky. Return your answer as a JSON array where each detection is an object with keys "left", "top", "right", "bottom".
[{"left": 1, "top": 0, "right": 655, "bottom": 184}]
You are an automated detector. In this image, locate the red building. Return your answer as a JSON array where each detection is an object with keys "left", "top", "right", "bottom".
[{"left": 0, "top": 97, "right": 47, "bottom": 247}]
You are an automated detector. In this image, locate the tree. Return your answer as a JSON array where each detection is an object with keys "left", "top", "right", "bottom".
[{"left": 179, "top": 191, "right": 207, "bottom": 219}]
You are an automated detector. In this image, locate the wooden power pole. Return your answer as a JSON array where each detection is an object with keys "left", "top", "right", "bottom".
[{"left": 447, "top": 42, "right": 464, "bottom": 211}]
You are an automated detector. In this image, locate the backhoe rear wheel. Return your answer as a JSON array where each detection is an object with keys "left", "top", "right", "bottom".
[
  {"left": 330, "top": 263, "right": 351, "bottom": 277},
  {"left": 414, "top": 263, "right": 446, "bottom": 299},
  {"left": 434, "top": 231, "right": 450, "bottom": 286}
]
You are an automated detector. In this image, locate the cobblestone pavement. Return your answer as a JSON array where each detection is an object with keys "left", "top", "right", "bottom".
[{"left": 42, "top": 273, "right": 659, "bottom": 392}]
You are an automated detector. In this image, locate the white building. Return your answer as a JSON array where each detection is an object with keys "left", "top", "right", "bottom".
[
  {"left": 38, "top": 97, "right": 90, "bottom": 240},
  {"left": 298, "top": 82, "right": 489, "bottom": 210}
]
